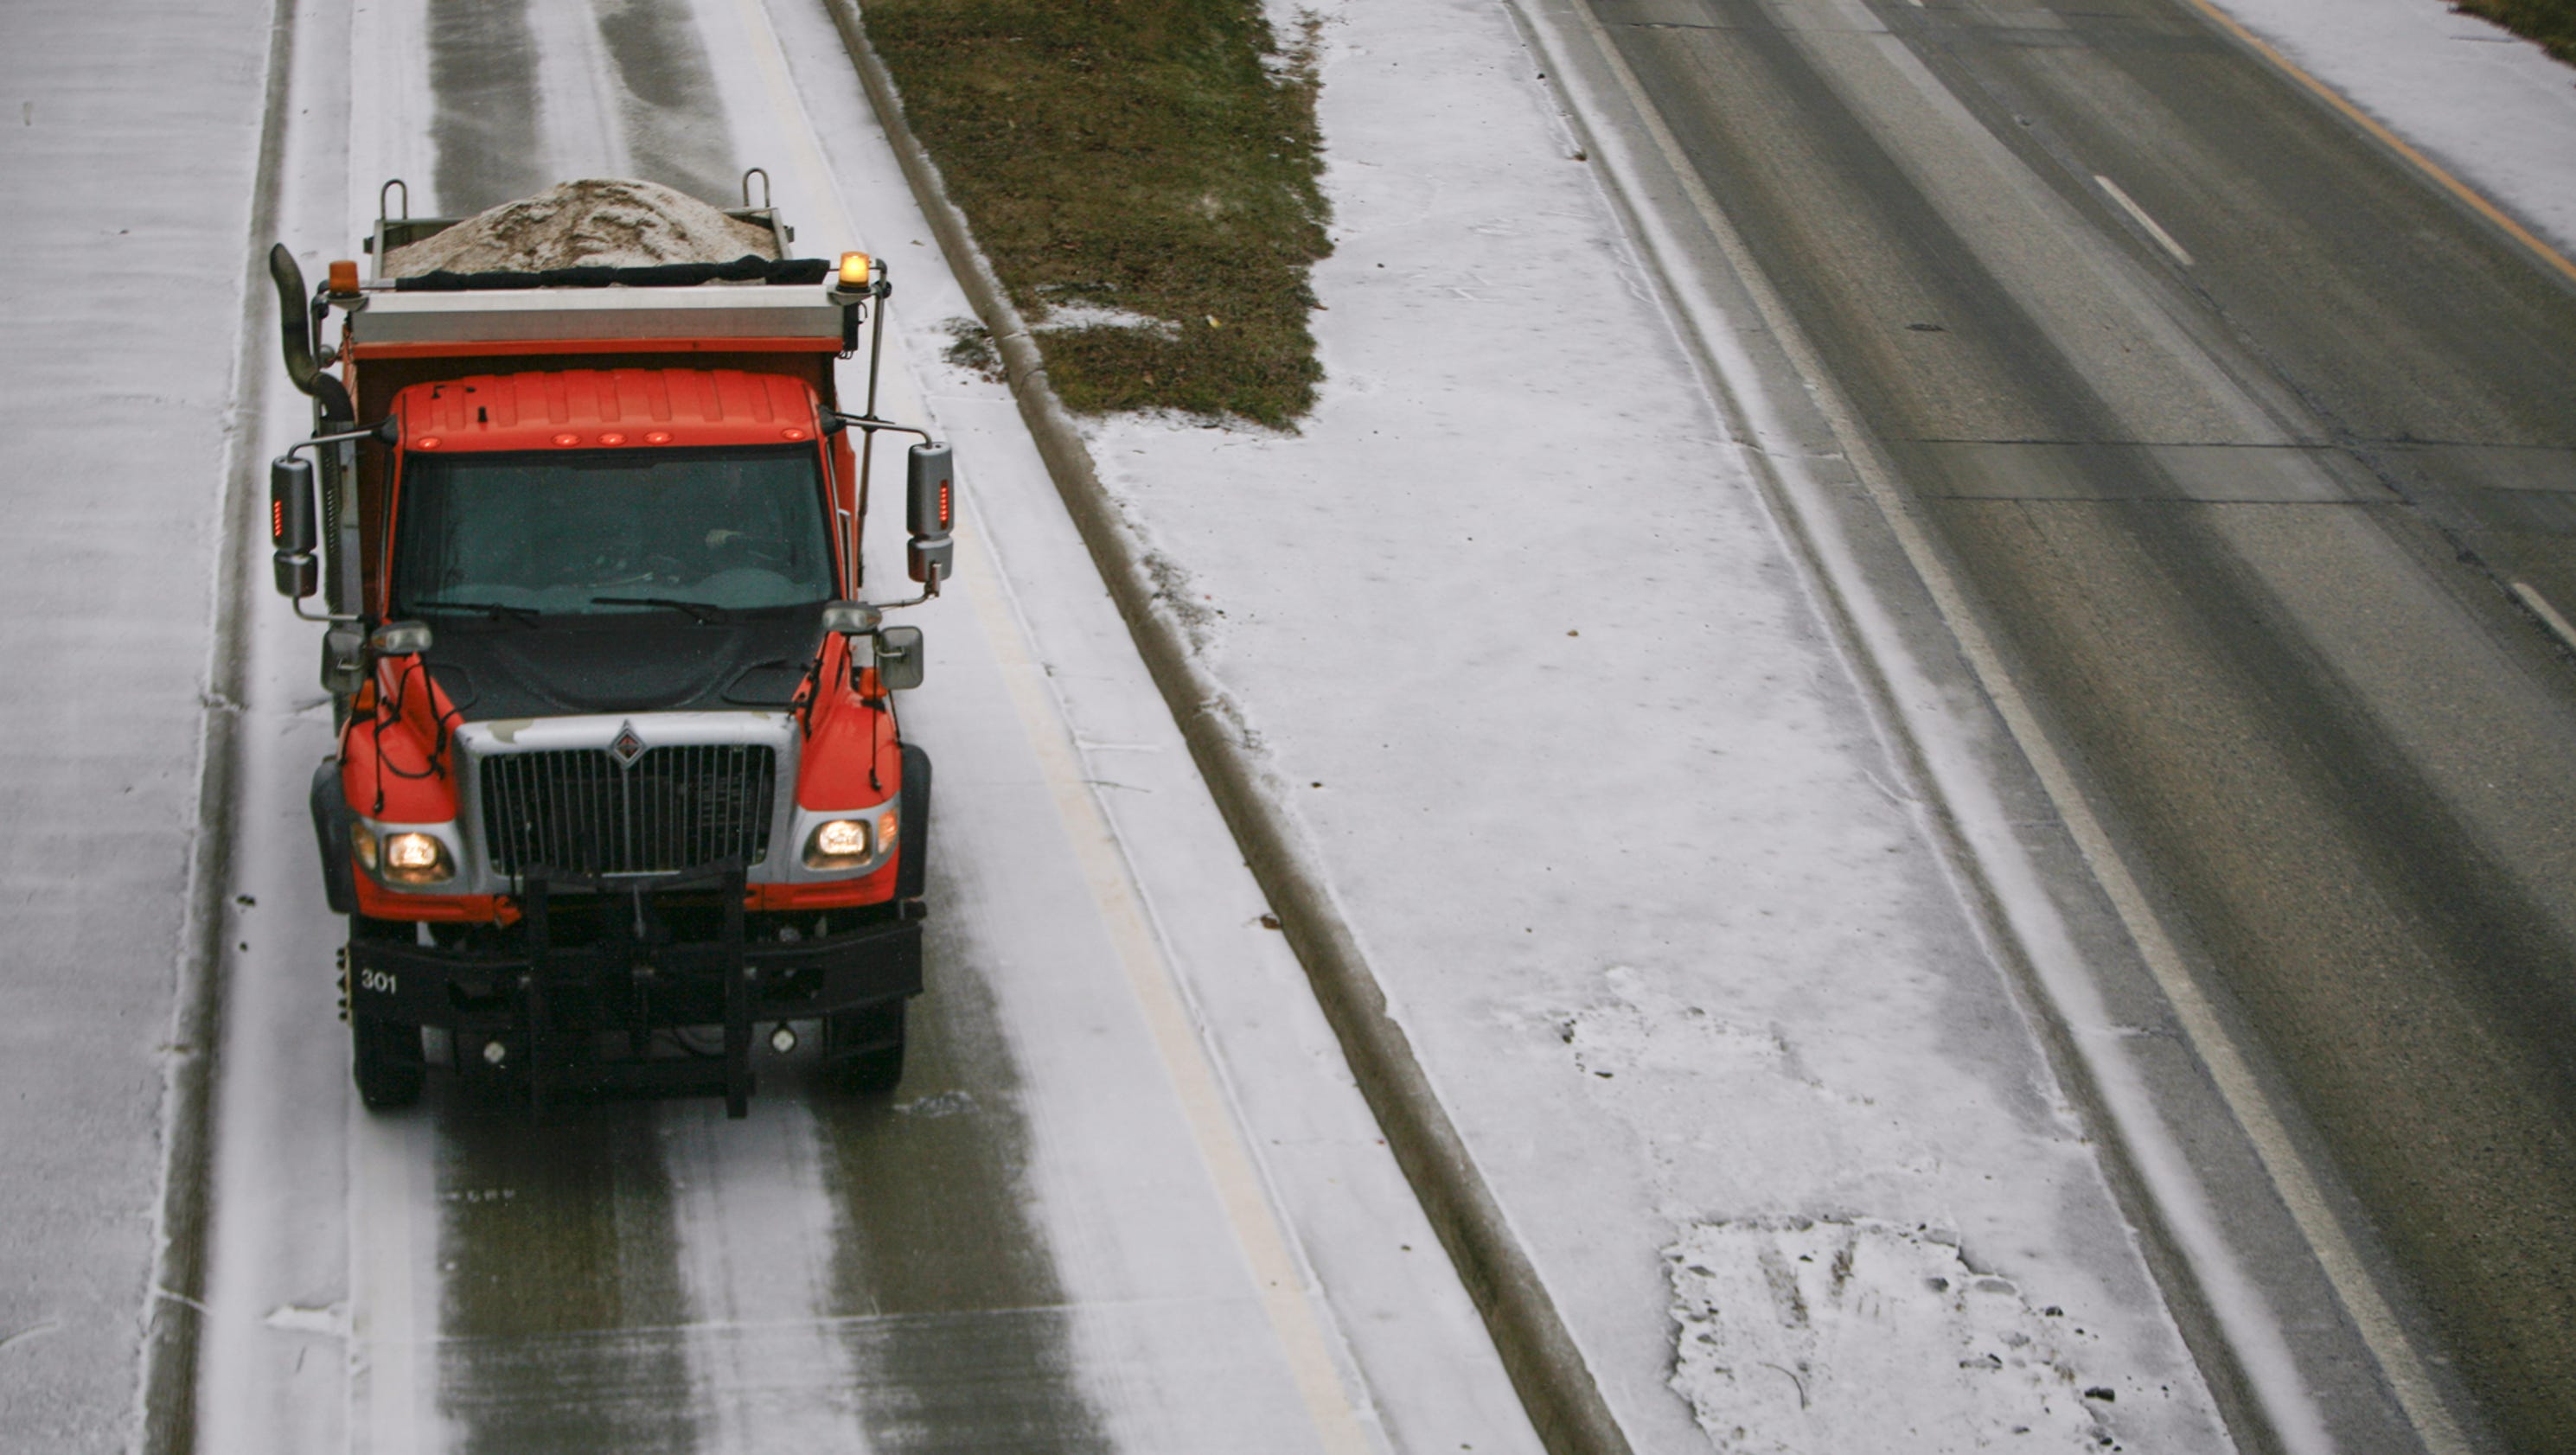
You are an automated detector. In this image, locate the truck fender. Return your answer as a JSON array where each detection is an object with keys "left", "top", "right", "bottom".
[
  {"left": 897, "top": 743, "right": 932, "bottom": 905},
  {"left": 310, "top": 758, "right": 357, "bottom": 916}
]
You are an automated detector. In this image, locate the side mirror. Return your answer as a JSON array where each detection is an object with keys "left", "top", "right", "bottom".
[
  {"left": 820, "top": 600, "right": 881, "bottom": 635},
  {"left": 907, "top": 537, "right": 954, "bottom": 584},
  {"left": 905, "top": 442, "right": 955, "bottom": 584},
  {"left": 368, "top": 620, "right": 434, "bottom": 656},
  {"left": 270, "top": 456, "right": 317, "bottom": 598},
  {"left": 904, "top": 443, "right": 953, "bottom": 537},
  {"left": 875, "top": 625, "right": 924, "bottom": 691},
  {"left": 321, "top": 622, "right": 367, "bottom": 695},
  {"left": 824, "top": 602, "right": 880, "bottom": 691}
]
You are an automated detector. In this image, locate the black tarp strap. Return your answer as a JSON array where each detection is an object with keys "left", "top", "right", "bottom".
[{"left": 392, "top": 256, "right": 832, "bottom": 291}]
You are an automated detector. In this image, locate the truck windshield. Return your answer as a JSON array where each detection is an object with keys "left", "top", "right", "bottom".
[{"left": 392, "top": 445, "right": 834, "bottom": 618}]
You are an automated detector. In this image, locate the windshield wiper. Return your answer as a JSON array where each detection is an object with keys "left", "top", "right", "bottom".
[
  {"left": 410, "top": 597, "right": 539, "bottom": 627},
  {"left": 590, "top": 595, "right": 729, "bottom": 624}
]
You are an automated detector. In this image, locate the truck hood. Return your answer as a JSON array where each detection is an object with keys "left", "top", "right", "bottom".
[{"left": 419, "top": 609, "right": 821, "bottom": 721}]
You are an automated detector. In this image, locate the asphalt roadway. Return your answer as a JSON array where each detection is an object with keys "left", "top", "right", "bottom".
[{"left": 1556, "top": 0, "right": 2576, "bottom": 1445}]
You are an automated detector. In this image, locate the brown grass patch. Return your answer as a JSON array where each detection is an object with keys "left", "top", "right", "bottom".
[
  {"left": 864, "top": 0, "right": 1331, "bottom": 426},
  {"left": 2451, "top": 0, "right": 2576, "bottom": 64}
]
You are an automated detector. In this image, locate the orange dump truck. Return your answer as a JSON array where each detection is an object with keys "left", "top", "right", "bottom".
[{"left": 265, "top": 181, "right": 954, "bottom": 1116}]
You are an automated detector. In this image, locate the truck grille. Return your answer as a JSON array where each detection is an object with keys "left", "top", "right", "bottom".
[{"left": 479, "top": 744, "right": 777, "bottom": 877}]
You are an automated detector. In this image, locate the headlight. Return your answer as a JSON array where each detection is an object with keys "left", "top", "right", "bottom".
[
  {"left": 380, "top": 831, "right": 455, "bottom": 884},
  {"left": 804, "top": 818, "right": 872, "bottom": 869}
]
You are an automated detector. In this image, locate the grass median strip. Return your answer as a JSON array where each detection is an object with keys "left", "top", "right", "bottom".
[
  {"left": 2449, "top": 0, "right": 2576, "bottom": 64},
  {"left": 862, "top": 0, "right": 1330, "bottom": 426}
]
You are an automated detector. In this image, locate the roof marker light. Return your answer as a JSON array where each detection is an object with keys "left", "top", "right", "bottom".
[
  {"left": 553, "top": 432, "right": 581, "bottom": 446},
  {"left": 781, "top": 427, "right": 809, "bottom": 442},
  {"left": 598, "top": 432, "right": 627, "bottom": 446},
  {"left": 838, "top": 251, "right": 873, "bottom": 289},
  {"left": 414, "top": 436, "right": 441, "bottom": 450},
  {"left": 644, "top": 431, "right": 674, "bottom": 445}
]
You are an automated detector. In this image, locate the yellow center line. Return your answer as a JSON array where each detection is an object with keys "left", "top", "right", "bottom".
[{"left": 2178, "top": 0, "right": 2576, "bottom": 287}]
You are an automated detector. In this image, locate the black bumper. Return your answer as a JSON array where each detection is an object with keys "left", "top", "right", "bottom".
[
  {"left": 348, "top": 908, "right": 921, "bottom": 1031},
  {"left": 347, "top": 867, "right": 920, "bottom": 1115}
]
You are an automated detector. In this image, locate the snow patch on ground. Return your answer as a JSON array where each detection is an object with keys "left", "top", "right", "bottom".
[
  {"left": 261, "top": 1303, "right": 349, "bottom": 1339},
  {"left": 1518, "top": 961, "right": 1981, "bottom": 1233},
  {"left": 1032, "top": 302, "right": 1183, "bottom": 339},
  {"left": 893, "top": 1088, "right": 978, "bottom": 1119},
  {"left": 382, "top": 177, "right": 777, "bottom": 274},
  {"left": 1665, "top": 1218, "right": 2116, "bottom": 1454}
]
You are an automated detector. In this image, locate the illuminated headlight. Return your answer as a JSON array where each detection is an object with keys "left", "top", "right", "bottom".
[
  {"left": 804, "top": 817, "right": 873, "bottom": 869},
  {"left": 380, "top": 831, "right": 455, "bottom": 884}
]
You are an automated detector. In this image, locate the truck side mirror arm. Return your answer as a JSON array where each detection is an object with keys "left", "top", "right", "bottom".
[
  {"left": 817, "top": 415, "right": 957, "bottom": 599},
  {"left": 821, "top": 602, "right": 925, "bottom": 692},
  {"left": 270, "top": 418, "right": 398, "bottom": 620}
]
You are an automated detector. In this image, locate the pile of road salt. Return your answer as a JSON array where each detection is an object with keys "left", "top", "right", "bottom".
[{"left": 384, "top": 179, "right": 778, "bottom": 276}]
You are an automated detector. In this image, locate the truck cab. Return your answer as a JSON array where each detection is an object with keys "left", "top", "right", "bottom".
[{"left": 268, "top": 184, "right": 953, "bottom": 1115}]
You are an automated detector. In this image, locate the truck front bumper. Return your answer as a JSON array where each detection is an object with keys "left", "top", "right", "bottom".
[{"left": 346, "top": 866, "right": 920, "bottom": 1114}]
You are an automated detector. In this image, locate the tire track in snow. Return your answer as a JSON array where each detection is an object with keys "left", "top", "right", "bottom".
[
  {"left": 432, "top": 1113, "right": 701, "bottom": 1454},
  {"left": 425, "top": 0, "right": 548, "bottom": 210},
  {"left": 592, "top": 0, "right": 739, "bottom": 205},
  {"left": 807, "top": 928, "right": 1115, "bottom": 1454}
]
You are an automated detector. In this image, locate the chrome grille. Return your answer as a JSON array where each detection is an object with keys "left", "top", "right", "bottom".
[{"left": 479, "top": 744, "right": 777, "bottom": 877}]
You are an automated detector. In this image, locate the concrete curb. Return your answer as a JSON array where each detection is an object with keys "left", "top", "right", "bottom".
[
  {"left": 818, "top": 7, "right": 1635, "bottom": 1453},
  {"left": 136, "top": 1, "right": 300, "bottom": 1449}
]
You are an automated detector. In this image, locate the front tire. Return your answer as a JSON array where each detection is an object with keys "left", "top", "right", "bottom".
[
  {"left": 824, "top": 1001, "right": 906, "bottom": 1094},
  {"left": 353, "top": 1018, "right": 425, "bottom": 1109}
]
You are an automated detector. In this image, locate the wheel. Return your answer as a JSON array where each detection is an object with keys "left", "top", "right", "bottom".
[
  {"left": 353, "top": 1017, "right": 425, "bottom": 1109},
  {"left": 824, "top": 1001, "right": 906, "bottom": 1094}
]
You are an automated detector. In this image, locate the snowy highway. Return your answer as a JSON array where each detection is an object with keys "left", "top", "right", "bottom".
[
  {"left": 185, "top": 0, "right": 1539, "bottom": 1450},
  {"left": 10, "top": 0, "right": 2576, "bottom": 1445}
]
